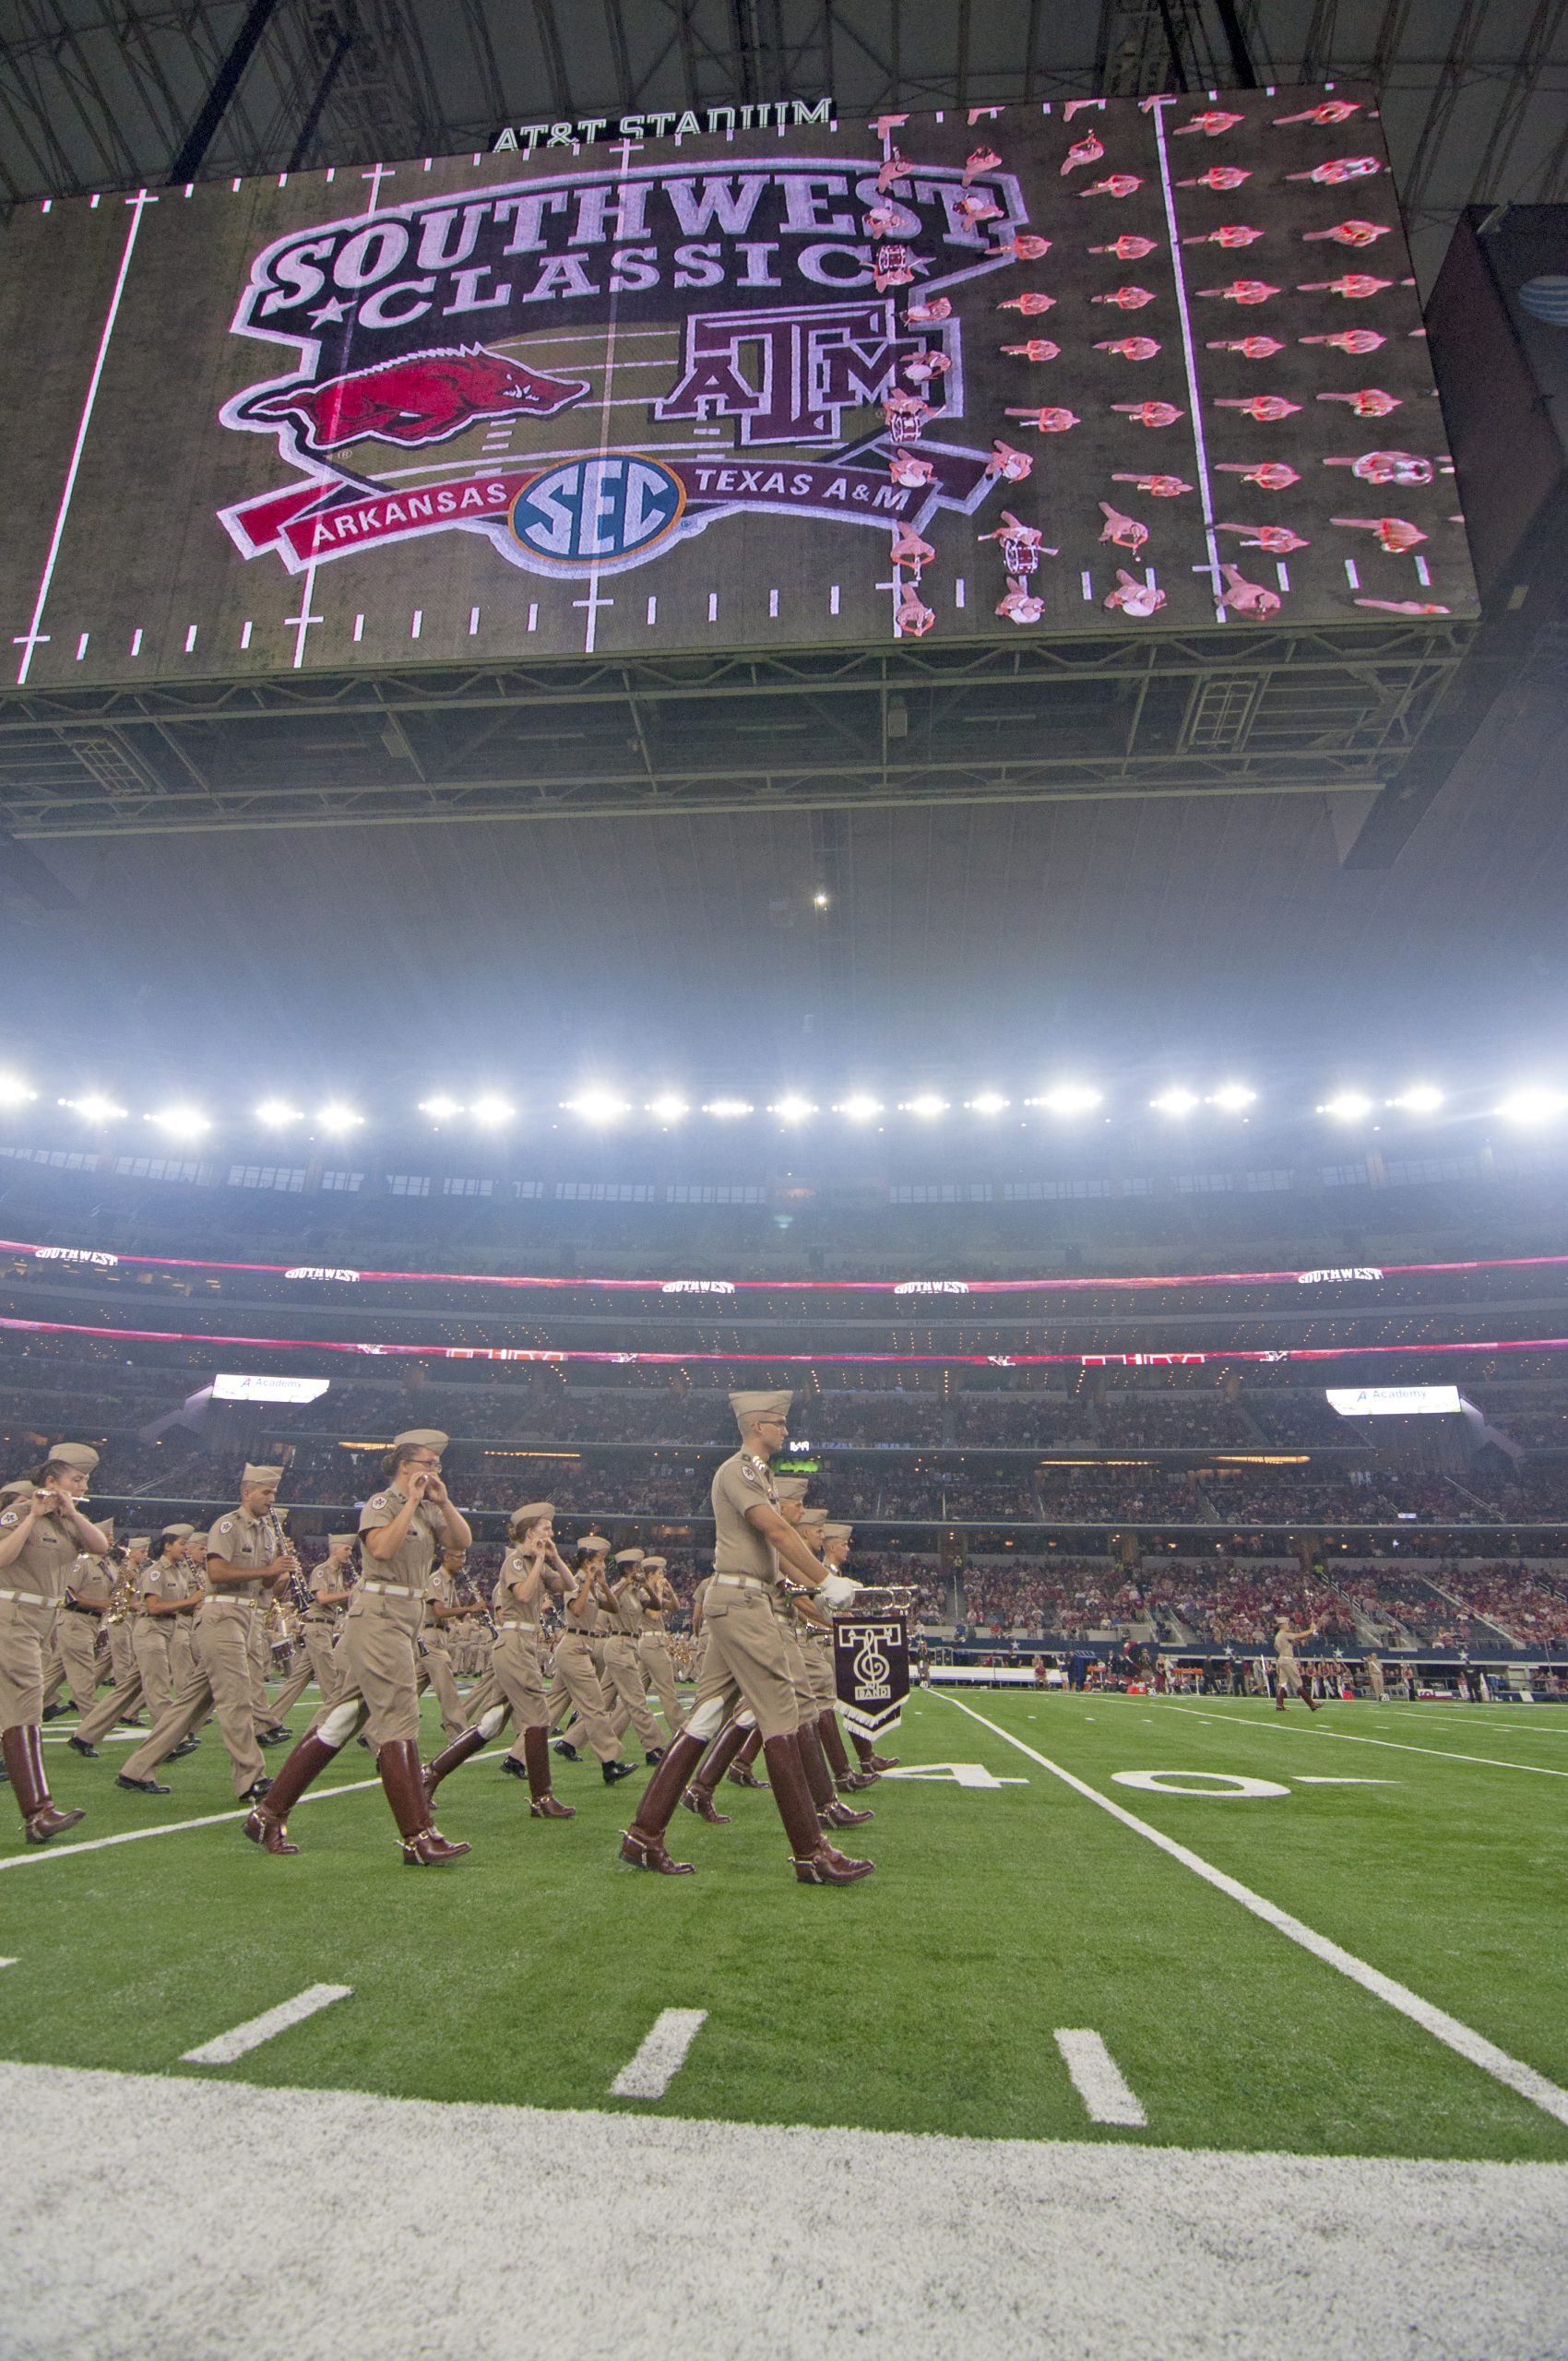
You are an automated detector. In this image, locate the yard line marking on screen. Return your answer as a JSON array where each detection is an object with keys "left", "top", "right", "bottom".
[
  {"left": 932, "top": 1692, "right": 1568, "bottom": 2130},
  {"left": 14, "top": 189, "right": 157, "bottom": 685},
  {"left": 1054, "top": 2030, "right": 1147, "bottom": 2126},
  {"left": 1155, "top": 1702, "right": 1568, "bottom": 1779},
  {"left": 1149, "top": 106, "right": 1222, "bottom": 606},
  {"left": 182, "top": 1983, "right": 351, "bottom": 2066},
  {"left": 610, "top": 2009, "right": 708, "bottom": 2099}
]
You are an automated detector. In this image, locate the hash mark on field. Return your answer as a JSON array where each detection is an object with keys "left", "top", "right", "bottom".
[
  {"left": 182, "top": 1983, "right": 351, "bottom": 2066},
  {"left": 611, "top": 2009, "right": 707, "bottom": 2099},
  {"left": 0, "top": 1956, "right": 16, "bottom": 1969},
  {"left": 1055, "top": 2030, "right": 1146, "bottom": 2126}
]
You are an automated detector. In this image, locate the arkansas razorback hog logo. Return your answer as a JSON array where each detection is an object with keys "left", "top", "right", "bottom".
[{"left": 243, "top": 344, "right": 589, "bottom": 455}]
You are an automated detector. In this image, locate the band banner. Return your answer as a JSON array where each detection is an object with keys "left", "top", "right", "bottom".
[{"left": 833, "top": 1608, "right": 910, "bottom": 1737}]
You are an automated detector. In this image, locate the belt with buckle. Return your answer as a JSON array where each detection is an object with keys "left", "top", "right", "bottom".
[
  {"left": 498, "top": 1618, "right": 539, "bottom": 1631},
  {"left": 710, "top": 1573, "right": 773, "bottom": 1595},
  {"left": 0, "top": 1587, "right": 49, "bottom": 1607},
  {"left": 362, "top": 1580, "right": 420, "bottom": 1598}
]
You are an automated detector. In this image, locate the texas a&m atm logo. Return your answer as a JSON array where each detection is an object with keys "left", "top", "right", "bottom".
[{"left": 218, "top": 149, "right": 1026, "bottom": 586}]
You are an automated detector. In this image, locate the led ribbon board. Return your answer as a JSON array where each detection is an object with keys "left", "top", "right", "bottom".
[{"left": 0, "top": 86, "right": 1472, "bottom": 687}]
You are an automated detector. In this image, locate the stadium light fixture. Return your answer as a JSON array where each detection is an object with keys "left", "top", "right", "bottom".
[
  {"left": 1150, "top": 1087, "right": 1200, "bottom": 1117},
  {"left": 419, "top": 1094, "right": 463, "bottom": 1121},
  {"left": 1496, "top": 1086, "right": 1566, "bottom": 1125},
  {"left": 254, "top": 1097, "right": 303, "bottom": 1128},
  {"left": 704, "top": 1097, "right": 754, "bottom": 1119},
  {"left": 1319, "top": 1092, "right": 1374, "bottom": 1121},
  {"left": 812, "top": 890, "right": 831, "bottom": 909},
  {"left": 1391, "top": 1085, "right": 1444, "bottom": 1115},
  {"left": 1208, "top": 1082, "right": 1256, "bottom": 1112},
  {"left": 64, "top": 1092, "right": 127, "bottom": 1123},
  {"left": 316, "top": 1102, "right": 363, "bottom": 1133},
  {"left": 965, "top": 1090, "right": 1010, "bottom": 1116},
  {"left": 901, "top": 1093, "right": 949, "bottom": 1119},
  {"left": 1029, "top": 1084, "right": 1102, "bottom": 1117},
  {"left": 147, "top": 1105, "right": 210, "bottom": 1141},
  {"left": 836, "top": 1093, "right": 884, "bottom": 1121},
  {"left": 566, "top": 1088, "right": 630, "bottom": 1124},
  {"left": 0, "top": 1074, "right": 37, "bottom": 1109},
  {"left": 769, "top": 1094, "right": 818, "bottom": 1122},
  {"left": 647, "top": 1092, "right": 690, "bottom": 1123},
  {"left": 469, "top": 1094, "right": 515, "bottom": 1127}
]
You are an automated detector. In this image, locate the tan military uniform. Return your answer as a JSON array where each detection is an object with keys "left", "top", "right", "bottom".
[
  {"left": 171, "top": 1544, "right": 208, "bottom": 1689},
  {"left": 543, "top": 1565, "right": 624, "bottom": 1764},
  {"left": 1365, "top": 1653, "right": 1385, "bottom": 1701},
  {"left": 71, "top": 1551, "right": 184, "bottom": 1743},
  {"left": 106, "top": 1590, "right": 138, "bottom": 1693},
  {"left": 636, "top": 1567, "right": 682, "bottom": 1732},
  {"left": 0, "top": 1500, "right": 89, "bottom": 1726},
  {"left": 489, "top": 1548, "right": 552, "bottom": 1764},
  {"left": 275, "top": 1554, "right": 351, "bottom": 1721},
  {"left": 53, "top": 1550, "right": 113, "bottom": 1714},
  {"left": 120, "top": 1510, "right": 273, "bottom": 1797},
  {"left": 326, "top": 1483, "right": 447, "bottom": 1748},
  {"left": 595, "top": 1571, "right": 664, "bottom": 1751},
  {"left": 1274, "top": 1627, "right": 1305, "bottom": 1700},
  {"left": 684, "top": 1451, "right": 802, "bottom": 1740},
  {"left": 416, "top": 1563, "right": 467, "bottom": 1738}
]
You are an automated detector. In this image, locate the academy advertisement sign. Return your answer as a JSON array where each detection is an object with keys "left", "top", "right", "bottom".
[{"left": 0, "top": 89, "right": 1474, "bottom": 688}]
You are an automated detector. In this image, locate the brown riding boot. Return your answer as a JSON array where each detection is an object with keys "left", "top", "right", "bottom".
[
  {"left": 5, "top": 1725, "right": 85, "bottom": 1844},
  {"left": 243, "top": 1731, "right": 340, "bottom": 1855},
  {"left": 728, "top": 1724, "right": 765, "bottom": 1786},
  {"left": 379, "top": 1738, "right": 470, "bottom": 1864},
  {"left": 683, "top": 1715, "right": 747, "bottom": 1820},
  {"left": 852, "top": 1731, "right": 900, "bottom": 1772},
  {"left": 422, "top": 1723, "right": 488, "bottom": 1802},
  {"left": 764, "top": 1732, "right": 874, "bottom": 1885},
  {"left": 818, "top": 1709, "right": 875, "bottom": 1790},
  {"left": 524, "top": 1724, "right": 574, "bottom": 1818},
  {"left": 798, "top": 1719, "right": 873, "bottom": 1827},
  {"left": 621, "top": 1728, "right": 706, "bottom": 1872}
]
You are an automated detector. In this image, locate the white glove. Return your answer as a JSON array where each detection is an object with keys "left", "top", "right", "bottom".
[{"left": 816, "top": 1572, "right": 859, "bottom": 1610}]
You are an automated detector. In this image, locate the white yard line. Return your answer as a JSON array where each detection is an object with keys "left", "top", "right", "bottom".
[
  {"left": 0, "top": 1957, "right": 15, "bottom": 1969},
  {"left": 182, "top": 1984, "right": 351, "bottom": 2066},
  {"left": 1153, "top": 1702, "right": 1568, "bottom": 1780},
  {"left": 1054, "top": 2030, "right": 1146, "bottom": 2127},
  {"left": 932, "top": 1692, "right": 1568, "bottom": 2131},
  {"left": 0, "top": 1747, "right": 506, "bottom": 1873},
  {"left": 610, "top": 2008, "right": 708, "bottom": 2099}
]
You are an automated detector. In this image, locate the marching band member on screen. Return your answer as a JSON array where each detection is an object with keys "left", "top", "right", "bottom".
[
  {"left": 422, "top": 1501, "right": 576, "bottom": 1818},
  {"left": 0, "top": 1448, "right": 106, "bottom": 1843}
]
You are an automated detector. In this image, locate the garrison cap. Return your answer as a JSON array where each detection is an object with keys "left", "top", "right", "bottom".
[
  {"left": 576, "top": 1534, "right": 611, "bottom": 1556},
  {"left": 797, "top": 1506, "right": 828, "bottom": 1529},
  {"left": 0, "top": 1477, "right": 35, "bottom": 1501},
  {"left": 640, "top": 1556, "right": 667, "bottom": 1572},
  {"left": 772, "top": 1476, "right": 809, "bottom": 1503},
  {"left": 729, "top": 1388, "right": 792, "bottom": 1429},
  {"left": 188, "top": 1529, "right": 209, "bottom": 1550},
  {"left": 95, "top": 1517, "right": 115, "bottom": 1541},
  {"left": 824, "top": 1522, "right": 854, "bottom": 1542},
  {"left": 126, "top": 1535, "right": 151, "bottom": 1549},
  {"left": 613, "top": 1547, "right": 645, "bottom": 1566},
  {"left": 242, "top": 1463, "right": 285, "bottom": 1487},
  {"left": 392, "top": 1428, "right": 449, "bottom": 1453},
  {"left": 48, "top": 1442, "right": 100, "bottom": 1473},
  {"left": 329, "top": 1533, "right": 357, "bottom": 1549},
  {"left": 509, "top": 1501, "right": 554, "bottom": 1529},
  {"left": 160, "top": 1524, "right": 196, "bottom": 1542}
]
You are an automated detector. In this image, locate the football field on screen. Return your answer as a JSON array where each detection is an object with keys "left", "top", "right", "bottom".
[{"left": 4, "top": 1687, "right": 1567, "bottom": 2165}]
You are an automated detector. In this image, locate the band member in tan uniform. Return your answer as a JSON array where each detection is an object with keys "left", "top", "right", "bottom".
[
  {"left": 600, "top": 1548, "right": 667, "bottom": 1762},
  {"left": 0, "top": 1443, "right": 109, "bottom": 1842},
  {"left": 170, "top": 1531, "right": 206, "bottom": 1692},
  {"left": 242, "top": 1429, "right": 473, "bottom": 1864},
  {"left": 116, "top": 1466, "right": 293, "bottom": 1799},
  {"left": 636, "top": 1557, "right": 683, "bottom": 1733},
  {"left": 422, "top": 1501, "right": 574, "bottom": 1818},
  {"left": 621, "top": 1390, "right": 873, "bottom": 1885},
  {"left": 542, "top": 1536, "right": 638, "bottom": 1783},
  {"left": 271, "top": 1535, "right": 355, "bottom": 1722},
  {"left": 823, "top": 1518, "right": 898, "bottom": 1774},
  {"left": 106, "top": 1538, "right": 149, "bottom": 1701},
  {"left": 54, "top": 1520, "right": 114, "bottom": 1719},
  {"left": 415, "top": 1545, "right": 476, "bottom": 1740},
  {"left": 1273, "top": 1618, "right": 1319, "bottom": 1712},
  {"left": 801, "top": 1517, "right": 882, "bottom": 1792},
  {"left": 67, "top": 1525, "right": 199, "bottom": 1752}
]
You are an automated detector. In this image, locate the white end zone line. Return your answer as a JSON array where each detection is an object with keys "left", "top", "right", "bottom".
[
  {"left": 932, "top": 1691, "right": 1568, "bottom": 2132},
  {"left": 1152, "top": 1701, "right": 1568, "bottom": 1780},
  {"left": 182, "top": 1983, "right": 351, "bottom": 2066},
  {"left": 0, "top": 1746, "right": 509, "bottom": 1871},
  {"left": 610, "top": 2008, "right": 708, "bottom": 2099},
  {"left": 1055, "top": 2030, "right": 1146, "bottom": 2126}
]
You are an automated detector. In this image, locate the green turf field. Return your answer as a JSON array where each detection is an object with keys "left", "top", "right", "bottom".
[{"left": 5, "top": 1687, "right": 1566, "bottom": 2164}]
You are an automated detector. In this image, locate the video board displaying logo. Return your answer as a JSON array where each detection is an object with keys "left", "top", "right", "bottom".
[{"left": 0, "top": 88, "right": 1475, "bottom": 688}]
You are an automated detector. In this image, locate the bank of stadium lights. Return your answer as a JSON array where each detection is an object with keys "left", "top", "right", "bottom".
[
  {"left": 1496, "top": 1086, "right": 1568, "bottom": 1125},
  {"left": 900, "top": 1093, "right": 949, "bottom": 1119},
  {"left": 316, "top": 1102, "right": 363, "bottom": 1133},
  {"left": 1390, "top": 1085, "right": 1444, "bottom": 1115},
  {"left": 565, "top": 1088, "right": 631, "bottom": 1124},
  {"left": 469, "top": 1094, "right": 515, "bottom": 1127},
  {"left": 147, "top": 1105, "right": 210, "bottom": 1142},
  {"left": 62, "top": 1092, "right": 127, "bottom": 1123},
  {"left": 704, "top": 1097, "right": 754, "bottom": 1119},
  {"left": 419, "top": 1094, "right": 463, "bottom": 1121},
  {"left": 769, "top": 1095, "right": 818, "bottom": 1122},
  {"left": 965, "top": 1091, "right": 1010, "bottom": 1116},
  {"left": 1150, "top": 1087, "right": 1200, "bottom": 1117},
  {"left": 647, "top": 1093, "right": 690, "bottom": 1123},
  {"left": 1319, "top": 1091, "right": 1375, "bottom": 1121},
  {"left": 0, "top": 1074, "right": 37, "bottom": 1110},
  {"left": 1208, "top": 1083, "right": 1256, "bottom": 1112},
  {"left": 1028, "top": 1084, "right": 1103, "bottom": 1117},
  {"left": 254, "top": 1097, "right": 304, "bottom": 1129},
  {"left": 835, "top": 1093, "right": 885, "bottom": 1122}
]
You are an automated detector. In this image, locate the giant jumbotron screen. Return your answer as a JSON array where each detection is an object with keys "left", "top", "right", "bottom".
[{"left": 0, "top": 85, "right": 1473, "bottom": 689}]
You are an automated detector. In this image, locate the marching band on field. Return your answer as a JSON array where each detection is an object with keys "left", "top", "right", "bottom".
[{"left": 0, "top": 1391, "right": 898, "bottom": 1882}]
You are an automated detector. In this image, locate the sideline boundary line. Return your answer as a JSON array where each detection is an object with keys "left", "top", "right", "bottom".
[
  {"left": 0, "top": 1747, "right": 507, "bottom": 1872},
  {"left": 932, "top": 1691, "right": 1568, "bottom": 2132}
]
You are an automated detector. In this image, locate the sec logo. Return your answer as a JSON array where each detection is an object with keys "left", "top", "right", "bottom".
[{"left": 508, "top": 454, "right": 684, "bottom": 567}]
